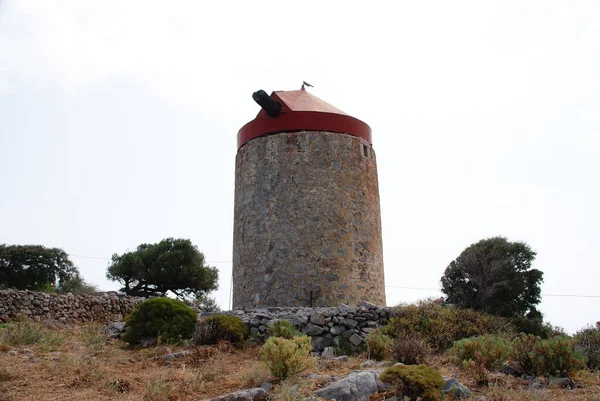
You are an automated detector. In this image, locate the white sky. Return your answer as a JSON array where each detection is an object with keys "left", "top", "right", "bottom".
[{"left": 1, "top": 1, "right": 598, "bottom": 334}]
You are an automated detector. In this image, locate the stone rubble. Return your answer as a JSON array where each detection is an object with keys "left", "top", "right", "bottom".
[
  {"left": 207, "top": 300, "right": 390, "bottom": 352},
  {"left": 312, "top": 369, "right": 391, "bottom": 401},
  {"left": 197, "top": 387, "right": 268, "bottom": 401}
]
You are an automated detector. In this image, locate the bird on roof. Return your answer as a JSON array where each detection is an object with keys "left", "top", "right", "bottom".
[{"left": 301, "top": 81, "right": 314, "bottom": 90}]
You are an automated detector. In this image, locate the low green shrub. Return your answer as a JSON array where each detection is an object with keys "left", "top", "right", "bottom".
[
  {"left": 449, "top": 334, "right": 514, "bottom": 371},
  {"left": 121, "top": 298, "right": 197, "bottom": 345},
  {"left": 511, "top": 316, "right": 566, "bottom": 339},
  {"left": 574, "top": 324, "right": 600, "bottom": 371},
  {"left": 194, "top": 314, "right": 248, "bottom": 345},
  {"left": 379, "top": 364, "right": 445, "bottom": 401},
  {"left": 260, "top": 335, "right": 315, "bottom": 380},
  {"left": 390, "top": 334, "right": 431, "bottom": 365},
  {"left": 382, "top": 300, "right": 514, "bottom": 352},
  {"left": 266, "top": 319, "right": 302, "bottom": 340},
  {"left": 513, "top": 334, "right": 586, "bottom": 377},
  {"left": 364, "top": 330, "right": 392, "bottom": 361},
  {"left": 512, "top": 333, "right": 537, "bottom": 375}
]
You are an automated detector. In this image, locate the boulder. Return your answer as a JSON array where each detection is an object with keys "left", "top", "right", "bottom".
[
  {"left": 103, "top": 321, "right": 126, "bottom": 339},
  {"left": 313, "top": 370, "right": 390, "bottom": 401},
  {"left": 330, "top": 325, "right": 346, "bottom": 335},
  {"left": 312, "top": 336, "right": 332, "bottom": 352},
  {"left": 348, "top": 333, "right": 363, "bottom": 346},
  {"left": 443, "top": 378, "right": 472, "bottom": 399},
  {"left": 309, "top": 313, "right": 326, "bottom": 326},
  {"left": 303, "top": 323, "right": 324, "bottom": 336},
  {"left": 198, "top": 388, "right": 268, "bottom": 401},
  {"left": 321, "top": 347, "right": 335, "bottom": 359}
]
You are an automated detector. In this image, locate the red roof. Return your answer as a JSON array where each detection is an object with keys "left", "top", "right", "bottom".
[
  {"left": 238, "top": 89, "right": 371, "bottom": 149},
  {"left": 261, "top": 90, "right": 347, "bottom": 116}
]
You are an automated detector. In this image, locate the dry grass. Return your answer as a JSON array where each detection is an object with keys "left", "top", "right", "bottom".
[
  {"left": 0, "top": 323, "right": 267, "bottom": 401},
  {"left": 0, "top": 322, "right": 599, "bottom": 401}
]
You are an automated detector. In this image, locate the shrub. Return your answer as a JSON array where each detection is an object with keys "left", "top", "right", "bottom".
[
  {"left": 0, "top": 321, "right": 44, "bottom": 346},
  {"left": 511, "top": 316, "right": 566, "bottom": 339},
  {"left": 382, "top": 300, "right": 514, "bottom": 352},
  {"left": 364, "top": 330, "right": 392, "bottom": 361},
  {"left": 449, "top": 334, "right": 514, "bottom": 371},
  {"left": 121, "top": 298, "right": 197, "bottom": 345},
  {"left": 379, "top": 364, "right": 445, "bottom": 401},
  {"left": 512, "top": 333, "right": 537, "bottom": 375},
  {"left": 260, "top": 335, "right": 315, "bottom": 379},
  {"left": 462, "top": 359, "right": 491, "bottom": 387},
  {"left": 266, "top": 319, "right": 302, "bottom": 340},
  {"left": 81, "top": 323, "right": 107, "bottom": 352},
  {"left": 0, "top": 321, "right": 64, "bottom": 351},
  {"left": 513, "top": 334, "right": 586, "bottom": 377},
  {"left": 194, "top": 314, "right": 248, "bottom": 345},
  {"left": 390, "top": 334, "right": 431, "bottom": 365},
  {"left": 574, "top": 324, "right": 600, "bottom": 371}
]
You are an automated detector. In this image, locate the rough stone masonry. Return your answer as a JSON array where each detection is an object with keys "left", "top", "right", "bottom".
[
  {"left": 213, "top": 300, "right": 390, "bottom": 351},
  {"left": 0, "top": 289, "right": 144, "bottom": 323},
  {"left": 233, "top": 131, "right": 386, "bottom": 309}
]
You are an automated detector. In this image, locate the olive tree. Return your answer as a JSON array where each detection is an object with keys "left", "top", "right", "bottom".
[
  {"left": 106, "top": 238, "right": 218, "bottom": 300},
  {"left": 441, "top": 237, "right": 543, "bottom": 318}
]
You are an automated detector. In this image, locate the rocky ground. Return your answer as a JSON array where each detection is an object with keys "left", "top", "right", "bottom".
[{"left": 0, "top": 322, "right": 599, "bottom": 401}]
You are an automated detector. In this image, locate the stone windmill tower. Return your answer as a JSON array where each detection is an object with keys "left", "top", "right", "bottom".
[{"left": 232, "top": 86, "right": 385, "bottom": 309}]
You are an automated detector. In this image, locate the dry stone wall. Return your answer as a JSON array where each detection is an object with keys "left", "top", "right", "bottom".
[
  {"left": 0, "top": 289, "right": 144, "bottom": 323},
  {"left": 216, "top": 300, "right": 390, "bottom": 351}
]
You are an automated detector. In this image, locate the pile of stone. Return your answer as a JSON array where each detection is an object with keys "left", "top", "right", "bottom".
[
  {"left": 214, "top": 300, "right": 390, "bottom": 351},
  {"left": 199, "top": 370, "right": 474, "bottom": 401},
  {"left": 0, "top": 289, "right": 144, "bottom": 323}
]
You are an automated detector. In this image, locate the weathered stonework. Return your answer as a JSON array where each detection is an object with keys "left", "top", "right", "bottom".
[
  {"left": 206, "top": 300, "right": 390, "bottom": 351},
  {"left": 0, "top": 289, "right": 144, "bottom": 323},
  {"left": 233, "top": 131, "right": 385, "bottom": 308}
]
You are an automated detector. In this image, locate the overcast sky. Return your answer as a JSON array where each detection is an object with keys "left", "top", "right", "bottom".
[{"left": 1, "top": 1, "right": 598, "bottom": 333}]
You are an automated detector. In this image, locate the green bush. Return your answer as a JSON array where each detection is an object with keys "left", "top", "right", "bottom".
[
  {"left": 266, "top": 319, "right": 302, "bottom": 340},
  {"left": 194, "top": 314, "right": 248, "bottom": 345},
  {"left": 390, "top": 334, "right": 431, "bottom": 365},
  {"left": 364, "top": 330, "right": 392, "bottom": 361},
  {"left": 513, "top": 334, "right": 586, "bottom": 377},
  {"left": 379, "top": 364, "right": 445, "bottom": 401},
  {"left": 121, "top": 298, "right": 197, "bottom": 345},
  {"left": 511, "top": 316, "right": 565, "bottom": 339},
  {"left": 449, "top": 334, "right": 514, "bottom": 371},
  {"left": 382, "top": 300, "right": 514, "bottom": 352},
  {"left": 574, "top": 324, "right": 600, "bottom": 371},
  {"left": 260, "top": 335, "right": 315, "bottom": 379}
]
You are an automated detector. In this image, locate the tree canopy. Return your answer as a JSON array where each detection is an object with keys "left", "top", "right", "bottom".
[
  {"left": 106, "top": 238, "right": 218, "bottom": 300},
  {"left": 0, "top": 244, "right": 80, "bottom": 291},
  {"left": 440, "top": 237, "right": 543, "bottom": 318}
]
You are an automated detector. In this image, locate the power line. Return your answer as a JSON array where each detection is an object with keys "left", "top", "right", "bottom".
[
  {"left": 69, "top": 254, "right": 110, "bottom": 260},
  {"left": 385, "top": 285, "right": 440, "bottom": 291},
  {"left": 385, "top": 285, "right": 600, "bottom": 299},
  {"left": 542, "top": 294, "right": 600, "bottom": 299},
  {"left": 67, "top": 255, "right": 599, "bottom": 299},
  {"left": 69, "top": 254, "right": 232, "bottom": 264}
]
